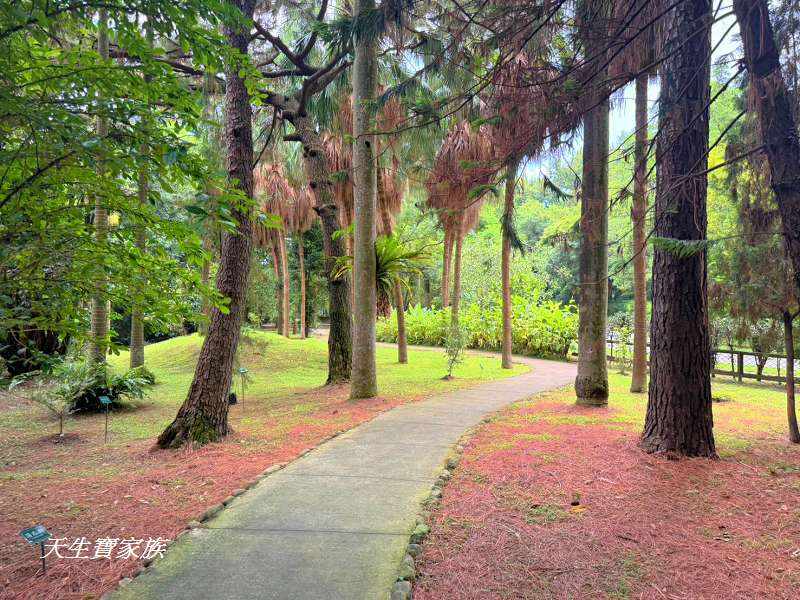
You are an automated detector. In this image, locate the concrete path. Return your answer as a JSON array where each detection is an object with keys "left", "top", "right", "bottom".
[{"left": 111, "top": 355, "right": 576, "bottom": 600}]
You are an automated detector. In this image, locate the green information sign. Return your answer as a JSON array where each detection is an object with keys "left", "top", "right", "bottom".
[
  {"left": 20, "top": 525, "right": 50, "bottom": 544},
  {"left": 20, "top": 525, "right": 50, "bottom": 574}
]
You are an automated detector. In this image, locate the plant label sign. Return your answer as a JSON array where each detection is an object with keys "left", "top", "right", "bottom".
[{"left": 20, "top": 525, "right": 50, "bottom": 545}]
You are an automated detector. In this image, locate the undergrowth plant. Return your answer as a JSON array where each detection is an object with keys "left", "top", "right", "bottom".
[
  {"left": 377, "top": 299, "right": 577, "bottom": 359},
  {"left": 444, "top": 325, "right": 467, "bottom": 379}
]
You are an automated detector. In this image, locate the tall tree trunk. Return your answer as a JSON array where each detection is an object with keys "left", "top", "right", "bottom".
[
  {"left": 575, "top": 40, "right": 610, "bottom": 405},
  {"left": 451, "top": 231, "right": 464, "bottom": 326},
  {"left": 295, "top": 118, "right": 352, "bottom": 384},
  {"left": 501, "top": 157, "right": 521, "bottom": 369},
  {"left": 350, "top": 0, "right": 378, "bottom": 399},
  {"left": 298, "top": 232, "right": 307, "bottom": 338},
  {"left": 269, "top": 239, "right": 282, "bottom": 330},
  {"left": 394, "top": 279, "right": 408, "bottom": 363},
  {"left": 130, "top": 159, "right": 148, "bottom": 368},
  {"left": 89, "top": 9, "right": 110, "bottom": 365},
  {"left": 157, "top": 0, "right": 255, "bottom": 448},
  {"left": 280, "top": 232, "right": 290, "bottom": 337},
  {"left": 784, "top": 311, "right": 800, "bottom": 443},
  {"left": 442, "top": 229, "right": 453, "bottom": 307},
  {"left": 733, "top": 0, "right": 800, "bottom": 302},
  {"left": 630, "top": 73, "right": 649, "bottom": 392},
  {"left": 642, "top": 0, "right": 716, "bottom": 457}
]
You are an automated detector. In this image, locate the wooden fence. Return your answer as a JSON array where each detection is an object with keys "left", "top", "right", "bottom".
[{"left": 606, "top": 340, "right": 798, "bottom": 385}]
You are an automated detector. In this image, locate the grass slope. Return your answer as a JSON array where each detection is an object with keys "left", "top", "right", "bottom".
[{"left": 0, "top": 331, "right": 525, "bottom": 599}]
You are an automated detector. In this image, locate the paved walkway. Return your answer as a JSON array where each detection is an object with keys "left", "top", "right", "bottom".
[{"left": 111, "top": 355, "right": 576, "bottom": 600}]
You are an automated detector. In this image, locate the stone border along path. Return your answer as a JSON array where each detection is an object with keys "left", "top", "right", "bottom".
[{"left": 108, "top": 355, "right": 576, "bottom": 600}]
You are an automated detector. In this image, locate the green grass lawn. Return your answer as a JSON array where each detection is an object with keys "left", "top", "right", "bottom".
[
  {"left": 96, "top": 330, "right": 526, "bottom": 443},
  {"left": 0, "top": 331, "right": 527, "bottom": 600}
]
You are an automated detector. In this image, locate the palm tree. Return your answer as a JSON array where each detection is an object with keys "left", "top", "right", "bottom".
[
  {"left": 574, "top": 0, "right": 613, "bottom": 406},
  {"left": 335, "top": 236, "right": 428, "bottom": 364},
  {"left": 487, "top": 52, "right": 552, "bottom": 369},
  {"left": 425, "top": 122, "right": 494, "bottom": 326},
  {"left": 254, "top": 162, "right": 294, "bottom": 338},
  {"left": 286, "top": 186, "right": 317, "bottom": 338},
  {"left": 608, "top": 0, "right": 660, "bottom": 393}
]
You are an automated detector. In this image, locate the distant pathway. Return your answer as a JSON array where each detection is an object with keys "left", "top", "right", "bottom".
[{"left": 110, "top": 354, "right": 576, "bottom": 600}]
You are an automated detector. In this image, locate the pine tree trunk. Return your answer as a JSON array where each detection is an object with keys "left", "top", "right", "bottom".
[
  {"left": 280, "top": 233, "right": 290, "bottom": 337},
  {"left": 784, "top": 311, "right": 799, "bottom": 443},
  {"left": 350, "top": 0, "right": 378, "bottom": 399},
  {"left": 733, "top": 0, "right": 800, "bottom": 302},
  {"left": 298, "top": 232, "right": 307, "bottom": 338},
  {"left": 630, "top": 73, "right": 649, "bottom": 392},
  {"left": 451, "top": 232, "right": 464, "bottom": 326},
  {"left": 501, "top": 157, "right": 521, "bottom": 369},
  {"left": 130, "top": 160, "right": 147, "bottom": 368},
  {"left": 442, "top": 229, "right": 453, "bottom": 307},
  {"left": 642, "top": 0, "right": 716, "bottom": 457},
  {"left": 157, "top": 0, "right": 255, "bottom": 448},
  {"left": 294, "top": 118, "right": 352, "bottom": 384},
  {"left": 89, "top": 9, "right": 110, "bottom": 365},
  {"left": 394, "top": 278, "right": 408, "bottom": 363},
  {"left": 575, "top": 58, "right": 610, "bottom": 406}
]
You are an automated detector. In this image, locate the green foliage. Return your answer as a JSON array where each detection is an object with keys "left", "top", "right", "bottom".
[
  {"left": 128, "top": 365, "right": 157, "bottom": 385},
  {"left": 0, "top": 0, "right": 239, "bottom": 349},
  {"left": 444, "top": 325, "right": 467, "bottom": 378},
  {"left": 16, "top": 358, "right": 151, "bottom": 418},
  {"left": 608, "top": 313, "right": 634, "bottom": 374},
  {"left": 377, "top": 298, "right": 578, "bottom": 360}
]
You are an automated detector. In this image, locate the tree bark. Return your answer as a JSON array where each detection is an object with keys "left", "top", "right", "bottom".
[
  {"left": 631, "top": 73, "right": 649, "bottom": 392},
  {"left": 501, "top": 157, "right": 521, "bottom": 369},
  {"left": 394, "top": 278, "right": 408, "bottom": 363},
  {"left": 157, "top": 0, "right": 255, "bottom": 448},
  {"left": 295, "top": 117, "right": 352, "bottom": 384},
  {"left": 130, "top": 159, "right": 147, "bottom": 368},
  {"left": 350, "top": 0, "right": 378, "bottom": 399},
  {"left": 279, "top": 232, "right": 290, "bottom": 337},
  {"left": 575, "top": 64, "right": 610, "bottom": 406},
  {"left": 733, "top": 0, "right": 800, "bottom": 302},
  {"left": 298, "top": 232, "right": 307, "bottom": 338},
  {"left": 269, "top": 239, "right": 282, "bottom": 330},
  {"left": 89, "top": 9, "right": 110, "bottom": 365},
  {"left": 784, "top": 311, "right": 799, "bottom": 443},
  {"left": 642, "top": 0, "right": 716, "bottom": 457},
  {"left": 451, "top": 231, "right": 464, "bottom": 326},
  {"left": 442, "top": 229, "right": 453, "bottom": 308}
]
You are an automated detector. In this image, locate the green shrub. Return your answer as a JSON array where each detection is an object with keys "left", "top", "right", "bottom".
[
  {"left": 15, "top": 358, "right": 153, "bottom": 414},
  {"left": 377, "top": 298, "right": 577, "bottom": 360},
  {"left": 444, "top": 324, "right": 467, "bottom": 378},
  {"left": 127, "top": 365, "right": 156, "bottom": 385}
]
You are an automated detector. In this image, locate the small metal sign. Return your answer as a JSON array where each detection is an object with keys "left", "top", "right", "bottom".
[
  {"left": 99, "top": 396, "right": 112, "bottom": 443},
  {"left": 20, "top": 525, "right": 50, "bottom": 574},
  {"left": 21, "top": 525, "right": 50, "bottom": 544}
]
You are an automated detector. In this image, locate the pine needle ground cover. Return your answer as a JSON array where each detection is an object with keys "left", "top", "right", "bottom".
[
  {"left": 0, "top": 331, "right": 524, "bottom": 599},
  {"left": 414, "top": 375, "right": 800, "bottom": 600}
]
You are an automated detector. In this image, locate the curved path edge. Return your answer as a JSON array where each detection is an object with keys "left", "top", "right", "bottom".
[{"left": 109, "top": 355, "right": 576, "bottom": 600}]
